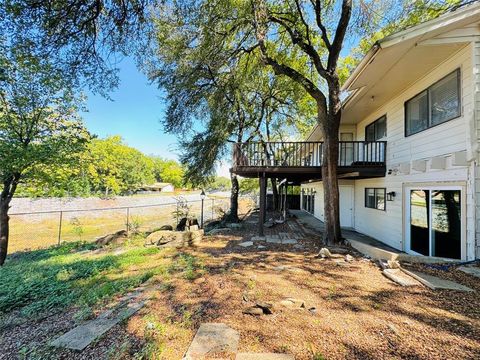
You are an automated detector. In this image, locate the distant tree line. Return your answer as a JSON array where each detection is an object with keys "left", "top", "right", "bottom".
[{"left": 15, "top": 136, "right": 188, "bottom": 198}]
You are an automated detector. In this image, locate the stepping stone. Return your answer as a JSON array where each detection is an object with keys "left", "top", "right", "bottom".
[
  {"left": 184, "top": 323, "right": 239, "bottom": 359},
  {"left": 51, "top": 301, "right": 144, "bottom": 350},
  {"left": 401, "top": 269, "right": 474, "bottom": 292},
  {"left": 236, "top": 353, "right": 294, "bottom": 360},
  {"left": 382, "top": 269, "right": 421, "bottom": 287},
  {"left": 265, "top": 235, "right": 281, "bottom": 244},
  {"left": 282, "top": 239, "right": 298, "bottom": 245},
  {"left": 251, "top": 236, "right": 265, "bottom": 242},
  {"left": 458, "top": 266, "right": 480, "bottom": 278},
  {"left": 239, "top": 241, "right": 254, "bottom": 247}
]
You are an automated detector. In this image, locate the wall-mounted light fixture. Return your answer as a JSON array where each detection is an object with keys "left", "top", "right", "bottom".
[{"left": 386, "top": 191, "right": 396, "bottom": 201}]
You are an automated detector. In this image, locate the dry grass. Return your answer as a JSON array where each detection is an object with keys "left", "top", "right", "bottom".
[
  {"left": 8, "top": 197, "right": 233, "bottom": 253},
  {"left": 2, "top": 220, "right": 479, "bottom": 360}
]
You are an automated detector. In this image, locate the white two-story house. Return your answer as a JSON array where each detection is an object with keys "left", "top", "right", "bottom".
[
  {"left": 301, "top": 4, "right": 480, "bottom": 261},
  {"left": 232, "top": 3, "right": 480, "bottom": 261}
]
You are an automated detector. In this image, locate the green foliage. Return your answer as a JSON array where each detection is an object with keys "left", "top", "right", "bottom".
[
  {"left": 151, "top": 157, "right": 186, "bottom": 188},
  {"left": 239, "top": 178, "right": 259, "bottom": 195},
  {"left": 0, "top": 242, "right": 164, "bottom": 319},
  {"left": 206, "top": 177, "right": 231, "bottom": 191},
  {"left": 86, "top": 136, "right": 156, "bottom": 196},
  {"left": 167, "top": 253, "right": 204, "bottom": 281},
  {"left": 16, "top": 136, "right": 188, "bottom": 197},
  {"left": 0, "top": 0, "right": 154, "bottom": 96},
  {"left": 149, "top": 3, "right": 313, "bottom": 186},
  {"left": 0, "top": 45, "right": 90, "bottom": 191}
]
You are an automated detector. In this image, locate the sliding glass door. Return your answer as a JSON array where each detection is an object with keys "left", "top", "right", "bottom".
[{"left": 407, "top": 187, "right": 462, "bottom": 259}]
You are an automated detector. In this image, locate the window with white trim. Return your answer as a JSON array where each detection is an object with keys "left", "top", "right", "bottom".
[
  {"left": 405, "top": 69, "right": 461, "bottom": 136},
  {"left": 365, "top": 188, "right": 385, "bottom": 211}
]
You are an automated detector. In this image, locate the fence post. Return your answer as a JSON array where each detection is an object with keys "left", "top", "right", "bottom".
[
  {"left": 126, "top": 207, "right": 130, "bottom": 237},
  {"left": 57, "top": 211, "right": 63, "bottom": 246}
]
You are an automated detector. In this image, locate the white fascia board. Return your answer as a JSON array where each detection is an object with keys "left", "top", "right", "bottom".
[
  {"left": 342, "top": 3, "right": 480, "bottom": 92},
  {"left": 418, "top": 36, "right": 478, "bottom": 46},
  {"left": 379, "top": 3, "right": 480, "bottom": 49},
  {"left": 341, "top": 44, "right": 380, "bottom": 91}
]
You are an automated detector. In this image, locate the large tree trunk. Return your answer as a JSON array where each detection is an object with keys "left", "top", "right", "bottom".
[
  {"left": 320, "top": 111, "right": 342, "bottom": 246},
  {"left": 0, "top": 197, "right": 10, "bottom": 266},
  {"left": 0, "top": 175, "right": 20, "bottom": 266},
  {"left": 225, "top": 172, "right": 240, "bottom": 223},
  {"left": 270, "top": 178, "right": 279, "bottom": 211}
]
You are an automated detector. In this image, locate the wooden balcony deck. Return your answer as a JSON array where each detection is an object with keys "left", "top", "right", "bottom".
[{"left": 231, "top": 141, "right": 387, "bottom": 183}]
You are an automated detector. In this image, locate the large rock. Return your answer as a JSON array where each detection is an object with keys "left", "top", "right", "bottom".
[
  {"left": 145, "top": 229, "right": 204, "bottom": 248},
  {"left": 159, "top": 225, "right": 173, "bottom": 231},
  {"left": 319, "top": 248, "right": 332, "bottom": 258},
  {"left": 95, "top": 230, "right": 128, "bottom": 246}
]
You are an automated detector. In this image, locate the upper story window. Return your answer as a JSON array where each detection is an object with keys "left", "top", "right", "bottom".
[
  {"left": 405, "top": 69, "right": 461, "bottom": 137},
  {"left": 365, "top": 115, "right": 386, "bottom": 141}
]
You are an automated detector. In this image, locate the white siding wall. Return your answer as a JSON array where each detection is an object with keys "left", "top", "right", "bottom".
[
  {"left": 474, "top": 39, "right": 480, "bottom": 259},
  {"left": 300, "top": 43, "right": 477, "bottom": 259},
  {"left": 301, "top": 180, "right": 354, "bottom": 223},
  {"left": 354, "top": 44, "right": 475, "bottom": 259}
]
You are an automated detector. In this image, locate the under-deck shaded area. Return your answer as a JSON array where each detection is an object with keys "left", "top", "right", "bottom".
[{"left": 231, "top": 141, "right": 387, "bottom": 236}]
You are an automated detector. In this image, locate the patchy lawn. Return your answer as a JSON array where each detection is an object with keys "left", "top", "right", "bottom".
[{"left": 1, "top": 229, "right": 479, "bottom": 359}]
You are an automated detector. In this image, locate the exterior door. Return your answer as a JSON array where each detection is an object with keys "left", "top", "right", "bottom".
[
  {"left": 340, "top": 133, "right": 354, "bottom": 165},
  {"left": 339, "top": 185, "right": 354, "bottom": 228},
  {"left": 406, "top": 186, "right": 463, "bottom": 259}
]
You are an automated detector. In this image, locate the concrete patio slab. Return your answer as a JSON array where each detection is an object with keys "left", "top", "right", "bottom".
[
  {"left": 401, "top": 269, "right": 474, "bottom": 291},
  {"left": 382, "top": 269, "right": 422, "bottom": 287},
  {"left": 184, "top": 323, "right": 239, "bottom": 359},
  {"left": 458, "top": 266, "right": 480, "bottom": 278},
  {"left": 51, "top": 301, "right": 144, "bottom": 351},
  {"left": 236, "top": 353, "right": 294, "bottom": 360}
]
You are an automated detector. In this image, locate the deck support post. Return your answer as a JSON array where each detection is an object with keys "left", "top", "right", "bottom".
[{"left": 259, "top": 175, "right": 267, "bottom": 236}]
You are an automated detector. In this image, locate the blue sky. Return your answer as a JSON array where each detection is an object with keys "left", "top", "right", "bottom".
[
  {"left": 81, "top": 57, "right": 179, "bottom": 161},
  {"left": 81, "top": 57, "right": 231, "bottom": 176}
]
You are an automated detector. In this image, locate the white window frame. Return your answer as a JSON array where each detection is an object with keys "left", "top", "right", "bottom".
[{"left": 404, "top": 184, "right": 466, "bottom": 260}]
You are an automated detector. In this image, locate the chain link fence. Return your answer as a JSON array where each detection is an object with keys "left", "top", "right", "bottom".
[{"left": 9, "top": 196, "right": 234, "bottom": 253}]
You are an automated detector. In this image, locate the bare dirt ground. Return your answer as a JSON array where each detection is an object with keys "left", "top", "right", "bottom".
[{"left": 1, "top": 213, "right": 479, "bottom": 360}]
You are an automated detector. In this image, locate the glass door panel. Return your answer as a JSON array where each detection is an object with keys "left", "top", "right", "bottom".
[
  {"left": 410, "top": 190, "right": 430, "bottom": 256},
  {"left": 340, "top": 133, "right": 354, "bottom": 165},
  {"left": 431, "top": 190, "right": 461, "bottom": 259}
]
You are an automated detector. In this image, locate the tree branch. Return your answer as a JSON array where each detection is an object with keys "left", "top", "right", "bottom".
[
  {"left": 312, "top": 0, "right": 332, "bottom": 50},
  {"left": 328, "top": 0, "right": 352, "bottom": 71},
  {"left": 269, "top": 15, "right": 327, "bottom": 78}
]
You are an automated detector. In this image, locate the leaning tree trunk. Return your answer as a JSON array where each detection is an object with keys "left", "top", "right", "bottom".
[
  {"left": 0, "top": 175, "right": 20, "bottom": 266},
  {"left": 0, "top": 191, "right": 12, "bottom": 266},
  {"left": 225, "top": 172, "right": 240, "bottom": 223},
  {"left": 321, "top": 114, "right": 342, "bottom": 246}
]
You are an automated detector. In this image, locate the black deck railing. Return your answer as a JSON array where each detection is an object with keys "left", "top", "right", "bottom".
[{"left": 233, "top": 141, "right": 387, "bottom": 168}]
